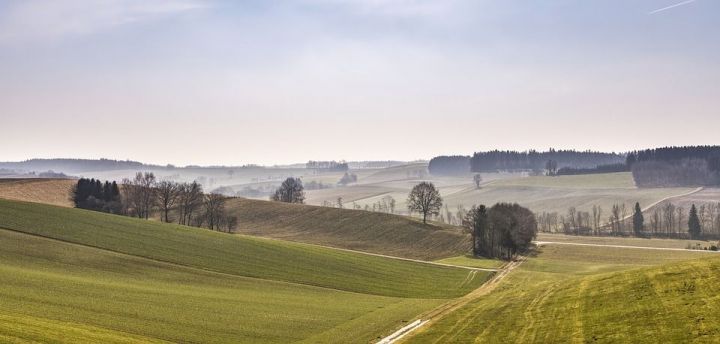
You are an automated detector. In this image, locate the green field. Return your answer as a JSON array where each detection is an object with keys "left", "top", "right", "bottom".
[
  {"left": 228, "top": 198, "right": 471, "bottom": 261},
  {"left": 405, "top": 244, "right": 716, "bottom": 343},
  {"left": 0, "top": 198, "right": 496, "bottom": 342},
  {"left": 434, "top": 255, "right": 505, "bottom": 269}
]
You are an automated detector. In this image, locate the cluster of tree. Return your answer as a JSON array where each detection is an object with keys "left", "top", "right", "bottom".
[
  {"left": 271, "top": 177, "right": 305, "bottom": 203},
  {"left": 71, "top": 173, "right": 237, "bottom": 232},
  {"left": 555, "top": 163, "right": 628, "bottom": 176},
  {"left": 306, "top": 160, "right": 349, "bottom": 172},
  {"left": 628, "top": 146, "right": 720, "bottom": 187},
  {"left": 469, "top": 149, "right": 624, "bottom": 173},
  {"left": 464, "top": 203, "right": 537, "bottom": 260},
  {"left": 337, "top": 173, "right": 358, "bottom": 186},
  {"left": 428, "top": 156, "right": 470, "bottom": 175},
  {"left": 72, "top": 178, "right": 122, "bottom": 213}
]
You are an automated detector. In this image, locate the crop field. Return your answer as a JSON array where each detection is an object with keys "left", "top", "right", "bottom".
[
  {"left": 404, "top": 243, "right": 716, "bottom": 343},
  {"left": 0, "top": 198, "right": 495, "bottom": 343},
  {"left": 0, "top": 178, "right": 74, "bottom": 207},
  {"left": 303, "top": 171, "right": 697, "bottom": 224},
  {"left": 227, "top": 198, "right": 471, "bottom": 261}
]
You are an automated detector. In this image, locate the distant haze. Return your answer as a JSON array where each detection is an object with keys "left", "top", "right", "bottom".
[{"left": 1, "top": 0, "right": 718, "bottom": 166}]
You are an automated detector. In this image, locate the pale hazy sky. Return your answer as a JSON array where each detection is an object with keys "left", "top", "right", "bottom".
[{"left": 1, "top": 0, "right": 718, "bottom": 166}]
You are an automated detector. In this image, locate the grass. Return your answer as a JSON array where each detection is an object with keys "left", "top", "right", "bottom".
[
  {"left": 405, "top": 243, "right": 715, "bottom": 343},
  {"left": 434, "top": 255, "right": 505, "bottom": 269},
  {"left": 537, "top": 232, "right": 716, "bottom": 249},
  {"left": 228, "top": 198, "right": 472, "bottom": 261},
  {"left": 0, "top": 198, "right": 487, "bottom": 299},
  {"left": 0, "top": 228, "right": 443, "bottom": 343}
]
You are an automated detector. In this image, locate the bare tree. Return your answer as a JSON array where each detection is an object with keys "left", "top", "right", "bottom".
[
  {"left": 156, "top": 180, "right": 179, "bottom": 223},
  {"left": 407, "top": 182, "right": 443, "bottom": 224},
  {"left": 271, "top": 177, "right": 305, "bottom": 203},
  {"left": 122, "top": 172, "right": 157, "bottom": 219},
  {"left": 203, "top": 193, "right": 227, "bottom": 231},
  {"left": 473, "top": 174, "right": 483, "bottom": 189},
  {"left": 336, "top": 196, "right": 343, "bottom": 209},
  {"left": 177, "top": 181, "right": 204, "bottom": 226},
  {"left": 677, "top": 206, "right": 685, "bottom": 237}
]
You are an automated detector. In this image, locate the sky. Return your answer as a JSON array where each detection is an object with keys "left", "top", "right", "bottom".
[{"left": 1, "top": 0, "right": 718, "bottom": 166}]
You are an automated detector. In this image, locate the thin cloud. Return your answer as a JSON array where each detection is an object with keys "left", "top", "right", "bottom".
[
  {"left": 649, "top": 0, "right": 696, "bottom": 14},
  {"left": 0, "top": 0, "right": 210, "bottom": 42}
]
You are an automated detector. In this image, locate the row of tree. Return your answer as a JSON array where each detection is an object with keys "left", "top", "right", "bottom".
[
  {"left": 536, "top": 201, "right": 720, "bottom": 239},
  {"left": 306, "top": 160, "right": 349, "bottom": 172},
  {"left": 629, "top": 146, "right": 720, "bottom": 187},
  {"left": 428, "top": 149, "right": 624, "bottom": 175},
  {"left": 71, "top": 172, "right": 237, "bottom": 231}
]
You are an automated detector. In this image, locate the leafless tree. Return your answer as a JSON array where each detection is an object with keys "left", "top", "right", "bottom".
[
  {"left": 271, "top": 177, "right": 305, "bottom": 203},
  {"left": 177, "top": 181, "right": 204, "bottom": 226},
  {"left": 156, "top": 180, "right": 179, "bottom": 223},
  {"left": 203, "top": 193, "right": 227, "bottom": 231},
  {"left": 473, "top": 174, "right": 482, "bottom": 189},
  {"left": 122, "top": 172, "right": 157, "bottom": 219},
  {"left": 407, "top": 182, "right": 443, "bottom": 224},
  {"left": 677, "top": 206, "right": 685, "bottom": 237}
]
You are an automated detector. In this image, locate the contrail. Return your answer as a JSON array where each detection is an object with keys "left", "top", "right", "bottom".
[{"left": 649, "top": 0, "right": 696, "bottom": 14}]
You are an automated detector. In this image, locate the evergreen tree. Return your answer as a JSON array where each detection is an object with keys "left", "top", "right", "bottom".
[
  {"left": 632, "top": 202, "right": 644, "bottom": 235},
  {"left": 688, "top": 204, "right": 702, "bottom": 239}
]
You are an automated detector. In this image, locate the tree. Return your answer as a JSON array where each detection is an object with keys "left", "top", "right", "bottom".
[
  {"left": 177, "top": 181, "right": 204, "bottom": 225},
  {"left": 271, "top": 177, "right": 305, "bottom": 203},
  {"left": 122, "top": 172, "right": 157, "bottom": 219},
  {"left": 632, "top": 202, "right": 644, "bottom": 235},
  {"left": 156, "top": 180, "right": 179, "bottom": 223},
  {"left": 407, "top": 182, "right": 443, "bottom": 224},
  {"left": 336, "top": 197, "right": 343, "bottom": 209},
  {"left": 463, "top": 205, "right": 488, "bottom": 256},
  {"left": 545, "top": 160, "right": 558, "bottom": 176},
  {"left": 689, "top": 204, "right": 702, "bottom": 239},
  {"left": 473, "top": 174, "right": 483, "bottom": 189},
  {"left": 203, "top": 193, "right": 227, "bottom": 231}
]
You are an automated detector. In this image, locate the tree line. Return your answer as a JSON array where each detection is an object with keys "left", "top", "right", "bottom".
[
  {"left": 306, "top": 160, "right": 349, "bottom": 172},
  {"left": 428, "top": 149, "right": 623, "bottom": 175},
  {"left": 536, "top": 201, "right": 720, "bottom": 239},
  {"left": 628, "top": 146, "right": 720, "bottom": 187},
  {"left": 72, "top": 172, "right": 237, "bottom": 231}
]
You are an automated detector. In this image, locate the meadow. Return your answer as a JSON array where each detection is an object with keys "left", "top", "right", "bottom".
[
  {"left": 0, "top": 198, "right": 487, "bottom": 298},
  {"left": 404, "top": 243, "right": 716, "bottom": 343}
]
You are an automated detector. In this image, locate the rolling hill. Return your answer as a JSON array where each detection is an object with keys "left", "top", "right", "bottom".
[
  {"left": 228, "top": 198, "right": 471, "bottom": 261},
  {"left": 0, "top": 198, "right": 493, "bottom": 342},
  {"left": 404, "top": 243, "right": 716, "bottom": 343}
]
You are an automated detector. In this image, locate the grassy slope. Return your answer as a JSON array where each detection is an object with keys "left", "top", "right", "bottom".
[
  {"left": 434, "top": 255, "right": 504, "bottom": 269},
  {"left": 0, "top": 229, "right": 442, "bottom": 343},
  {"left": 406, "top": 244, "right": 715, "bottom": 343},
  {"left": 0, "top": 198, "right": 486, "bottom": 299},
  {"left": 228, "top": 198, "right": 471, "bottom": 261}
]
